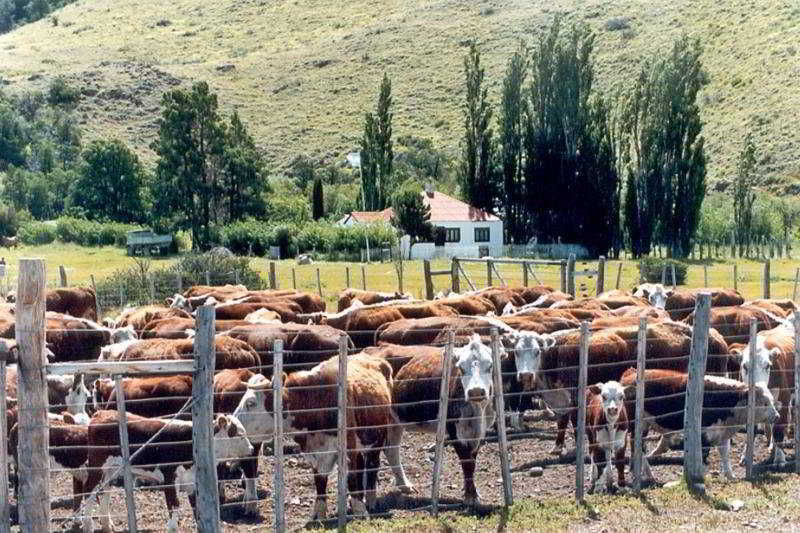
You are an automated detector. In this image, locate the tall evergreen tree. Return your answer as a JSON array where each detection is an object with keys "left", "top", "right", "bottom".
[
  {"left": 311, "top": 176, "right": 324, "bottom": 220},
  {"left": 150, "top": 81, "right": 225, "bottom": 250},
  {"left": 360, "top": 73, "right": 394, "bottom": 211},
  {"left": 732, "top": 132, "right": 757, "bottom": 257},
  {"left": 497, "top": 42, "right": 528, "bottom": 243},
  {"left": 460, "top": 42, "right": 496, "bottom": 213},
  {"left": 620, "top": 36, "right": 707, "bottom": 257},
  {"left": 523, "top": 18, "right": 619, "bottom": 256},
  {"left": 221, "top": 109, "right": 270, "bottom": 222}
]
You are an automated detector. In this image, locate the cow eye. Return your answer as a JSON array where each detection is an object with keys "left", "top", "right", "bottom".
[{"left": 246, "top": 398, "right": 255, "bottom": 407}]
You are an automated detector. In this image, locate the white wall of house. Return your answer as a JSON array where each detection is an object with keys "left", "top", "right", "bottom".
[{"left": 407, "top": 220, "right": 504, "bottom": 259}]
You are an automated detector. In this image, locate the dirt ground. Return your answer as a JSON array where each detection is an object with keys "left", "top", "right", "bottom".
[{"left": 26, "top": 417, "right": 793, "bottom": 532}]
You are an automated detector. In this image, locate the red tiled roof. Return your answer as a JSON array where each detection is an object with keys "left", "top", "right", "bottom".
[{"left": 346, "top": 191, "right": 500, "bottom": 224}]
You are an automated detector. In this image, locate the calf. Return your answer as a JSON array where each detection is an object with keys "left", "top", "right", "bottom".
[
  {"left": 46, "top": 287, "right": 98, "bottom": 321},
  {"left": 390, "top": 334, "right": 497, "bottom": 505},
  {"left": 5, "top": 366, "right": 89, "bottom": 420},
  {"left": 233, "top": 354, "right": 394, "bottom": 520},
  {"left": 620, "top": 368, "right": 778, "bottom": 482},
  {"left": 81, "top": 411, "right": 253, "bottom": 533},
  {"left": 585, "top": 381, "right": 628, "bottom": 493},
  {"left": 112, "top": 336, "right": 260, "bottom": 370}
]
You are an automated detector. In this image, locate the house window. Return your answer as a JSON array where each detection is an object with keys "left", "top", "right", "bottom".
[
  {"left": 475, "top": 227, "right": 490, "bottom": 242},
  {"left": 445, "top": 228, "right": 461, "bottom": 243}
]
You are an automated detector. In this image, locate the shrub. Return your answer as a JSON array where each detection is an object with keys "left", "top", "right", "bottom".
[
  {"left": 47, "top": 77, "right": 80, "bottom": 107},
  {"left": 55, "top": 217, "right": 139, "bottom": 247},
  {"left": 18, "top": 221, "right": 57, "bottom": 244},
  {"left": 0, "top": 206, "right": 31, "bottom": 237},
  {"left": 605, "top": 17, "right": 631, "bottom": 31},
  {"left": 638, "top": 257, "right": 688, "bottom": 285}
]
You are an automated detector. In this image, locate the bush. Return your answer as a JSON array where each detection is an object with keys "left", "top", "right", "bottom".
[
  {"left": 638, "top": 257, "right": 688, "bottom": 285},
  {"left": 0, "top": 206, "right": 31, "bottom": 237},
  {"left": 55, "top": 217, "right": 139, "bottom": 246},
  {"left": 18, "top": 220, "right": 57, "bottom": 244}
]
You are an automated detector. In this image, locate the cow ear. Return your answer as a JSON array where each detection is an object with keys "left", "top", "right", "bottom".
[
  {"left": 227, "top": 419, "right": 238, "bottom": 438},
  {"left": 215, "top": 415, "right": 228, "bottom": 431},
  {"left": 769, "top": 347, "right": 781, "bottom": 362},
  {"left": 588, "top": 384, "right": 602, "bottom": 395},
  {"left": 165, "top": 298, "right": 174, "bottom": 306},
  {"left": 544, "top": 335, "right": 556, "bottom": 349},
  {"left": 62, "top": 412, "right": 75, "bottom": 424}
]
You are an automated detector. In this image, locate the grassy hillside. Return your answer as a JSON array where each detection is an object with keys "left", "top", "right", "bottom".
[{"left": 1, "top": 0, "right": 798, "bottom": 190}]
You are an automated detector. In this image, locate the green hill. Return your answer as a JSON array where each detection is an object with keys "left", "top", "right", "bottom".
[{"left": 1, "top": 0, "right": 798, "bottom": 191}]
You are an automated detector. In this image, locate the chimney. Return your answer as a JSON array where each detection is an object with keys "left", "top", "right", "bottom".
[{"left": 424, "top": 182, "right": 434, "bottom": 197}]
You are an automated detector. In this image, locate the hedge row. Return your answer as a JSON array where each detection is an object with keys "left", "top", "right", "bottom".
[
  {"left": 18, "top": 217, "right": 141, "bottom": 246},
  {"left": 217, "top": 220, "right": 398, "bottom": 258}
]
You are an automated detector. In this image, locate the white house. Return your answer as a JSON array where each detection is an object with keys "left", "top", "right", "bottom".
[{"left": 339, "top": 187, "right": 504, "bottom": 259}]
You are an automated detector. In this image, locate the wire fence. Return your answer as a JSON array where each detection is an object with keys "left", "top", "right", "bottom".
[{"left": 1, "top": 262, "right": 800, "bottom": 531}]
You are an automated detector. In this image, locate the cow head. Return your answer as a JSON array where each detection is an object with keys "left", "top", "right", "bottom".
[
  {"left": 233, "top": 374, "right": 288, "bottom": 445},
  {"left": 452, "top": 334, "right": 494, "bottom": 403},
  {"left": 5, "top": 291, "right": 15, "bottom": 303},
  {"left": 507, "top": 332, "right": 556, "bottom": 390},
  {"left": 169, "top": 294, "right": 192, "bottom": 312},
  {"left": 739, "top": 337, "right": 778, "bottom": 387},
  {"left": 648, "top": 284, "right": 670, "bottom": 309},
  {"left": 92, "top": 377, "right": 114, "bottom": 411},
  {"left": 110, "top": 325, "right": 137, "bottom": 343},
  {"left": 212, "top": 414, "right": 254, "bottom": 462},
  {"left": 753, "top": 383, "right": 779, "bottom": 425},
  {"left": 65, "top": 373, "right": 90, "bottom": 421},
  {"left": 501, "top": 302, "right": 517, "bottom": 316},
  {"left": 588, "top": 381, "right": 625, "bottom": 425}
]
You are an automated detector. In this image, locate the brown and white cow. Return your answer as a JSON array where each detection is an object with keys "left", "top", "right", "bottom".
[
  {"left": 638, "top": 285, "right": 745, "bottom": 320},
  {"left": 620, "top": 368, "right": 778, "bottom": 482},
  {"left": 337, "top": 288, "right": 413, "bottom": 312},
  {"left": 682, "top": 305, "right": 782, "bottom": 347},
  {"left": 6, "top": 365, "right": 90, "bottom": 420},
  {"left": 92, "top": 375, "right": 194, "bottom": 418},
  {"left": 585, "top": 381, "right": 628, "bottom": 493},
  {"left": 140, "top": 318, "right": 251, "bottom": 339},
  {"left": 81, "top": 411, "right": 253, "bottom": 533},
  {"left": 110, "top": 336, "right": 260, "bottom": 370},
  {"left": 390, "top": 334, "right": 498, "bottom": 505},
  {"left": 596, "top": 290, "right": 651, "bottom": 310},
  {"left": 233, "top": 354, "right": 395, "bottom": 520},
  {"left": 112, "top": 305, "right": 192, "bottom": 331},
  {"left": 44, "top": 287, "right": 98, "bottom": 321}
]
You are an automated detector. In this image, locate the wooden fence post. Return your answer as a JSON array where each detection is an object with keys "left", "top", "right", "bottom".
[
  {"left": 398, "top": 259, "right": 404, "bottom": 294},
  {"left": 423, "top": 260, "right": 434, "bottom": 300},
  {"left": 193, "top": 305, "right": 221, "bottom": 532},
  {"left": 90, "top": 274, "right": 101, "bottom": 321},
  {"left": 205, "top": 270, "right": 211, "bottom": 286},
  {"left": 733, "top": 264, "right": 738, "bottom": 292},
  {"left": 337, "top": 336, "right": 349, "bottom": 531},
  {"left": 671, "top": 264, "right": 677, "bottom": 288},
  {"left": 567, "top": 254, "right": 576, "bottom": 297},
  {"left": 683, "top": 293, "right": 711, "bottom": 491},
  {"left": 763, "top": 260, "right": 770, "bottom": 299},
  {"left": 487, "top": 259, "right": 493, "bottom": 287},
  {"left": 16, "top": 259, "right": 49, "bottom": 531},
  {"left": 596, "top": 256, "right": 605, "bottom": 295},
  {"left": 560, "top": 260, "right": 567, "bottom": 293},
  {"left": 522, "top": 261, "right": 529, "bottom": 287},
  {"left": 269, "top": 262, "right": 277, "bottom": 290},
  {"left": 794, "top": 312, "right": 800, "bottom": 474},
  {"left": 114, "top": 375, "right": 138, "bottom": 532},
  {"left": 176, "top": 272, "right": 183, "bottom": 293},
  {"left": 291, "top": 268, "right": 297, "bottom": 290},
  {"left": 745, "top": 318, "right": 757, "bottom": 479},
  {"left": 703, "top": 265, "right": 708, "bottom": 288},
  {"left": 234, "top": 270, "right": 240, "bottom": 285},
  {"left": 794, "top": 268, "right": 800, "bottom": 302},
  {"left": 575, "top": 321, "right": 589, "bottom": 502},
  {"left": 273, "top": 340, "right": 286, "bottom": 533},
  {"left": 361, "top": 265, "right": 367, "bottom": 291},
  {"left": 0, "top": 344, "right": 9, "bottom": 533},
  {"left": 661, "top": 265, "right": 666, "bottom": 285},
  {"left": 59, "top": 265, "right": 67, "bottom": 287},
  {"left": 148, "top": 274, "right": 155, "bottom": 303},
  {"left": 345, "top": 266, "right": 351, "bottom": 288},
  {"left": 632, "top": 317, "right": 647, "bottom": 493},
  {"left": 490, "top": 329, "right": 513, "bottom": 507},
  {"left": 431, "top": 331, "right": 454, "bottom": 516},
  {"left": 451, "top": 258, "right": 460, "bottom": 294},
  {"left": 316, "top": 268, "right": 322, "bottom": 297},
  {"left": 615, "top": 262, "right": 623, "bottom": 290}
]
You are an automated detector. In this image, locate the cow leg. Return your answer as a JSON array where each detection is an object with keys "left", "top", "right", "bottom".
[
  {"left": 549, "top": 413, "right": 569, "bottom": 455},
  {"left": 312, "top": 472, "right": 330, "bottom": 521},
  {"left": 615, "top": 440, "right": 627, "bottom": 488},
  {"left": 451, "top": 439, "right": 480, "bottom": 506},
  {"left": 163, "top": 470, "right": 180, "bottom": 533},
  {"left": 238, "top": 441, "right": 263, "bottom": 516},
  {"left": 347, "top": 451, "right": 368, "bottom": 517},
  {"left": 385, "top": 424, "right": 415, "bottom": 493},
  {"left": 80, "top": 460, "right": 104, "bottom": 533},
  {"left": 770, "top": 398, "right": 789, "bottom": 467},
  {"left": 718, "top": 439, "right": 735, "bottom": 481},
  {"left": 364, "top": 449, "right": 381, "bottom": 511},
  {"left": 588, "top": 444, "right": 600, "bottom": 494},
  {"left": 72, "top": 472, "right": 86, "bottom": 511},
  {"left": 99, "top": 491, "right": 113, "bottom": 533},
  {"left": 648, "top": 433, "right": 673, "bottom": 458}
]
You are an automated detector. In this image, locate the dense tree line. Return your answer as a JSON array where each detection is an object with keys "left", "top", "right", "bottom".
[{"left": 0, "top": 0, "right": 75, "bottom": 33}]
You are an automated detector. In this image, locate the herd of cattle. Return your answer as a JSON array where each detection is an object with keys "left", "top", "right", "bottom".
[{"left": 0, "top": 281, "right": 798, "bottom": 530}]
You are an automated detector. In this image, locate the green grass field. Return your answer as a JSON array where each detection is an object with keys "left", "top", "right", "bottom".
[{"left": 2, "top": 244, "right": 798, "bottom": 307}]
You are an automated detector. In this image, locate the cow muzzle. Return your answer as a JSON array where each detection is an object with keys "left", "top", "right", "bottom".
[
  {"left": 518, "top": 372, "right": 535, "bottom": 391},
  {"left": 467, "top": 387, "right": 488, "bottom": 402}
]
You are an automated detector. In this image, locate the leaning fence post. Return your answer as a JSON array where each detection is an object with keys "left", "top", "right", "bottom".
[
  {"left": 560, "top": 260, "right": 567, "bottom": 293},
  {"left": 423, "top": 260, "right": 434, "bottom": 300},
  {"left": 567, "top": 254, "right": 576, "bottom": 297},
  {"left": 361, "top": 265, "right": 367, "bottom": 291},
  {"left": 575, "top": 321, "right": 589, "bottom": 502},
  {"left": 345, "top": 266, "right": 351, "bottom": 288},
  {"left": 794, "top": 312, "right": 800, "bottom": 474},
  {"left": 683, "top": 292, "right": 711, "bottom": 491},
  {"left": 745, "top": 318, "right": 757, "bottom": 479},
  {"left": 193, "top": 305, "right": 221, "bottom": 531},
  {"left": 522, "top": 261, "right": 529, "bottom": 287},
  {"left": 90, "top": 274, "right": 101, "bottom": 321},
  {"left": 431, "top": 332, "right": 454, "bottom": 516},
  {"left": 273, "top": 339, "right": 286, "bottom": 533},
  {"left": 16, "top": 258, "right": 49, "bottom": 531},
  {"left": 633, "top": 317, "right": 647, "bottom": 493},
  {"left": 0, "top": 344, "right": 9, "bottom": 533},
  {"left": 487, "top": 259, "right": 493, "bottom": 287},
  {"left": 661, "top": 265, "right": 666, "bottom": 285},
  {"left": 59, "top": 264, "right": 67, "bottom": 287},
  {"left": 291, "top": 268, "right": 297, "bottom": 290},
  {"left": 336, "top": 336, "right": 349, "bottom": 531},
  {"left": 316, "top": 268, "right": 323, "bottom": 297},
  {"left": 269, "top": 262, "right": 277, "bottom": 290},
  {"left": 451, "top": 258, "right": 460, "bottom": 294},
  {"left": 615, "top": 262, "right": 623, "bottom": 290},
  {"left": 763, "top": 260, "right": 770, "bottom": 299},
  {"left": 733, "top": 264, "right": 738, "bottom": 292},
  {"left": 490, "top": 329, "right": 513, "bottom": 507},
  {"left": 703, "top": 265, "right": 708, "bottom": 288},
  {"left": 114, "top": 375, "right": 138, "bottom": 532},
  {"left": 596, "top": 256, "right": 605, "bottom": 295}
]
